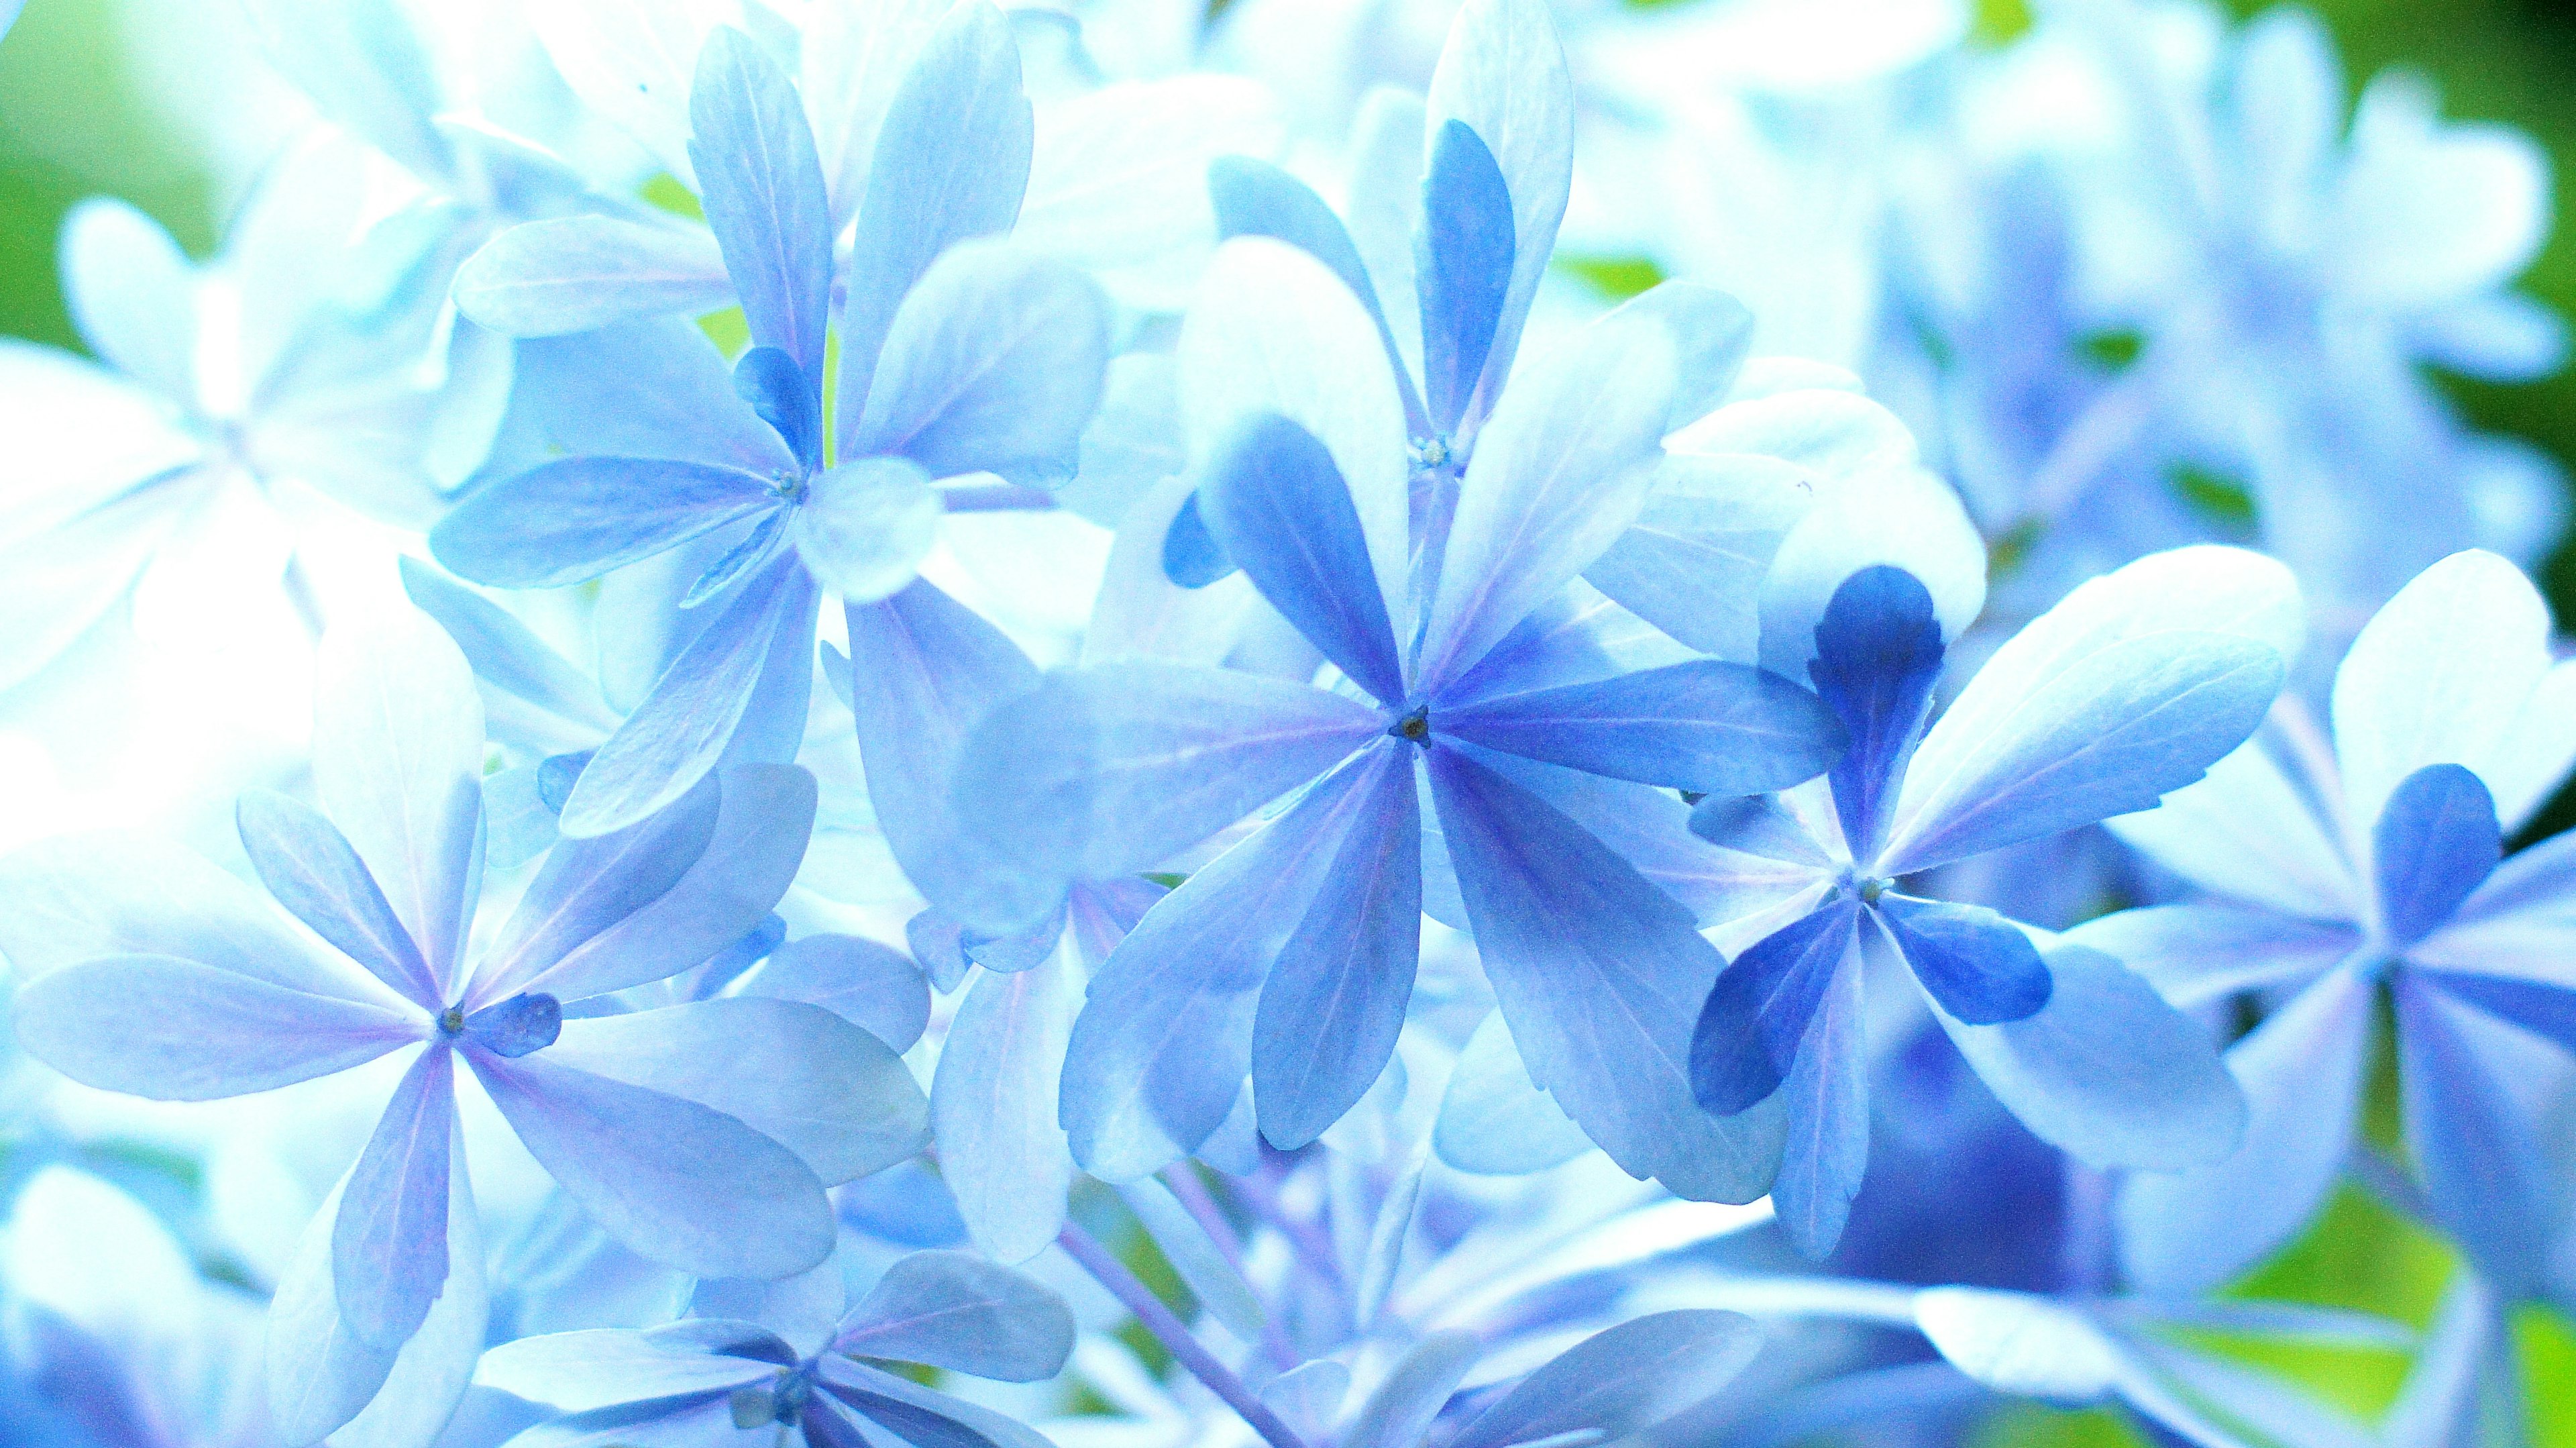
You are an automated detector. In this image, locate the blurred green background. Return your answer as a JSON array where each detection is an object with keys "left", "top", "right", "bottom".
[{"left": 0, "top": 0, "right": 2570, "bottom": 1443}]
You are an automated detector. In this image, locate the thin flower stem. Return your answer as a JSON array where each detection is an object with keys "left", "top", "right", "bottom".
[
  {"left": 1240, "top": 1160, "right": 1351, "bottom": 1305},
  {"left": 1161, "top": 1167, "right": 1301, "bottom": 1371},
  {"left": 1057, "top": 1223, "right": 1309, "bottom": 1448}
]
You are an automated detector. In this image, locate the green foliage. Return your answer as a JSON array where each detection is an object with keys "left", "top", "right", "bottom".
[{"left": 1557, "top": 254, "right": 1670, "bottom": 302}]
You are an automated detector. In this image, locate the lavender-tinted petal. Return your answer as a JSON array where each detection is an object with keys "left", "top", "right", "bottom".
[
  {"left": 333, "top": 1046, "right": 456, "bottom": 1349},
  {"left": 453, "top": 216, "right": 733, "bottom": 338},
  {"left": 2395, "top": 972, "right": 2557, "bottom": 1295},
  {"left": 832, "top": 1249, "right": 1074, "bottom": 1381},
  {"left": 479, "top": 773, "right": 723, "bottom": 998},
  {"left": 932, "top": 950, "right": 1079, "bottom": 1261},
  {"left": 951, "top": 661, "right": 1379, "bottom": 887},
  {"left": 475, "top": 1330, "right": 772, "bottom": 1413},
  {"left": 688, "top": 27, "right": 834, "bottom": 379},
  {"left": 1448, "top": 1310, "right": 1762, "bottom": 1448},
  {"left": 837, "top": 0, "right": 1032, "bottom": 445},
  {"left": 741, "top": 933, "right": 932, "bottom": 1052},
  {"left": 237, "top": 788, "right": 441, "bottom": 1008},
  {"left": 2372, "top": 764, "right": 2502, "bottom": 947},
  {"left": 849, "top": 242, "right": 1109, "bottom": 488},
  {"left": 431, "top": 456, "right": 780, "bottom": 591},
  {"left": 545, "top": 996, "right": 926, "bottom": 1185},
  {"left": 1873, "top": 892, "right": 2052, "bottom": 1027},
  {"left": 558, "top": 560, "right": 813, "bottom": 838},
  {"left": 845, "top": 578, "right": 1059, "bottom": 931},
  {"left": 13, "top": 953, "right": 416, "bottom": 1100},
  {"left": 1438, "top": 658, "right": 1843, "bottom": 796},
  {"left": 1201, "top": 410, "right": 1405, "bottom": 705},
  {"left": 1428, "top": 744, "right": 1784, "bottom": 1204},
  {"left": 1208, "top": 155, "right": 1424, "bottom": 430},
  {"left": 1770, "top": 952, "right": 1870, "bottom": 1257},
  {"left": 473, "top": 1050, "right": 836, "bottom": 1280},
  {"left": 1061, "top": 743, "right": 1401, "bottom": 1180},
  {"left": 1250, "top": 741, "right": 1422, "bottom": 1147}
]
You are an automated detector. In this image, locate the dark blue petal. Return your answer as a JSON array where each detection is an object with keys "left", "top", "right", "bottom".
[
  {"left": 1199, "top": 411, "right": 1406, "bottom": 703},
  {"left": 1689, "top": 896, "right": 1859, "bottom": 1114},
  {"left": 1873, "top": 892, "right": 2051, "bottom": 1026},
  {"left": 1438, "top": 659, "right": 1845, "bottom": 795},
  {"left": 731, "top": 345, "right": 821, "bottom": 471},
  {"left": 536, "top": 750, "right": 593, "bottom": 815},
  {"left": 1160, "top": 491, "right": 1234, "bottom": 588},
  {"left": 462, "top": 992, "right": 563, "bottom": 1057},
  {"left": 1809, "top": 565, "right": 1944, "bottom": 862},
  {"left": 1209, "top": 154, "right": 1426, "bottom": 433},
  {"left": 237, "top": 789, "right": 441, "bottom": 1009},
  {"left": 688, "top": 28, "right": 835, "bottom": 380},
  {"left": 683, "top": 508, "right": 792, "bottom": 609},
  {"left": 2373, "top": 764, "right": 2502, "bottom": 947},
  {"left": 1414, "top": 119, "right": 1516, "bottom": 435}
]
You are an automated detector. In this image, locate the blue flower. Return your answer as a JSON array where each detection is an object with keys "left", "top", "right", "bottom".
[
  {"left": 1688, "top": 545, "right": 2298, "bottom": 1255},
  {"left": 0, "top": 609, "right": 920, "bottom": 1447},
  {"left": 2072, "top": 549, "right": 2576, "bottom": 1299},
  {"left": 435, "top": 15, "right": 1110, "bottom": 838},
  {"left": 476, "top": 1249, "right": 1074, "bottom": 1448},
  {"left": 952, "top": 225, "right": 1847, "bottom": 1198}
]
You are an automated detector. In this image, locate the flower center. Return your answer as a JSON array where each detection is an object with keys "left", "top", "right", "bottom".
[{"left": 1389, "top": 705, "right": 1432, "bottom": 744}]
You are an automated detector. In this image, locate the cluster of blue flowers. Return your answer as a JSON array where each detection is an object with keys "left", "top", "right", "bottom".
[{"left": 0, "top": 1, "right": 2569, "bottom": 1446}]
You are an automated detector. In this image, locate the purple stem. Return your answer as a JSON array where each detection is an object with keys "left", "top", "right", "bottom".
[
  {"left": 1057, "top": 1223, "right": 1310, "bottom": 1448},
  {"left": 1161, "top": 1166, "right": 1299, "bottom": 1371}
]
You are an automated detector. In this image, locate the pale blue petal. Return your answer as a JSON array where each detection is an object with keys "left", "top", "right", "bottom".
[
  {"left": 559, "top": 562, "right": 816, "bottom": 837},
  {"left": 1438, "top": 659, "right": 1843, "bottom": 796},
  {"left": 237, "top": 788, "right": 441, "bottom": 1009},
  {"left": 789, "top": 456, "right": 943, "bottom": 605},
  {"left": 1448, "top": 1311, "right": 1761, "bottom": 1448},
  {"left": 835, "top": 1250, "right": 1074, "bottom": 1382},
  {"left": 1769, "top": 950, "right": 1869, "bottom": 1258},
  {"left": 1427, "top": 745, "right": 1785, "bottom": 1203},
  {"left": 1341, "top": 1331, "right": 1481, "bottom": 1448},
  {"left": 1432, "top": 1009, "right": 1593, "bottom": 1174},
  {"left": 1251, "top": 742, "right": 1421, "bottom": 1147},
  {"left": 13, "top": 953, "right": 417, "bottom": 1100},
  {"left": 1208, "top": 155, "right": 1424, "bottom": 431},
  {"left": 472, "top": 1050, "right": 836, "bottom": 1279},
  {"left": 511, "top": 317, "right": 792, "bottom": 474},
  {"left": 1200, "top": 411, "right": 1404, "bottom": 705},
  {"left": 500, "top": 1398, "right": 750, "bottom": 1448},
  {"left": 837, "top": 0, "right": 1032, "bottom": 446},
  {"left": 478, "top": 774, "right": 722, "bottom": 997},
  {"left": 1583, "top": 453, "right": 1806, "bottom": 662},
  {"left": 1601, "top": 282, "right": 1755, "bottom": 433},
  {"left": 59, "top": 199, "right": 197, "bottom": 400},
  {"left": 398, "top": 559, "right": 621, "bottom": 737},
  {"left": 1874, "top": 893, "right": 2051, "bottom": 1027},
  {"left": 454, "top": 216, "right": 733, "bottom": 337},
  {"left": 1424, "top": 0, "right": 1572, "bottom": 424},
  {"left": 849, "top": 241, "right": 1109, "bottom": 488},
  {"left": 0, "top": 832, "right": 360, "bottom": 997},
  {"left": 314, "top": 613, "right": 488, "bottom": 1000},
  {"left": 952, "top": 661, "right": 1379, "bottom": 883},
  {"left": 845, "top": 579, "right": 1060, "bottom": 931},
  {"left": 1878, "top": 632, "right": 2285, "bottom": 876},
  {"left": 2060, "top": 903, "right": 2360, "bottom": 1010},
  {"left": 2116, "top": 966, "right": 2375, "bottom": 1294},
  {"left": 431, "top": 457, "right": 779, "bottom": 590},
  {"left": 474, "top": 1328, "right": 773, "bottom": 1412},
  {"left": 931, "top": 949, "right": 1079, "bottom": 1261},
  {"left": 1413, "top": 305, "right": 1678, "bottom": 690},
  {"left": 492, "top": 764, "right": 815, "bottom": 1005},
  {"left": 688, "top": 27, "right": 835, "bottom": 380},
  {"left": 743, "top": 933, "right": 931, "bottom": 1051},
  {"left": 817, "top": 1357, "right": 1059, "bottom": 1448},
  {"left": 2395, "top": 973, "right": 2556, "bottom": 1294},
  {"left": 333, "top": 1046, "right": 456, "bottom": 1349},
  {"left": 1689, "top": 898, "right": 1858, "bottom": 1115},
  {"left": 1414, "top": 118, "right": 1514, "bottom": 435},
  {"left": 2373, "top": 764, "right": 2502, "bottom": 947},
  {"left": 1931, "top": 943, "right": 2247, "bottom": 1172},
  {"left": 1061, "top": 744, "right": 1400, "bottom": 1180},
  {"left": 241, "top": 0, "right": 451, "bottom": 181},
  {"left": 268, "top": 1123, "right": 484, "bottom": 1448}
]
